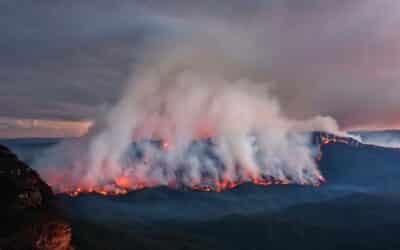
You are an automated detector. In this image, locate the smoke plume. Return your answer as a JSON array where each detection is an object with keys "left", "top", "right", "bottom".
[{"left": 35, "top": 15, "right": 351, "bottom": 193}]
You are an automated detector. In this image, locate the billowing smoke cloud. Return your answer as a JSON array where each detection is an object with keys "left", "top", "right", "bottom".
[
  {"left": 2, "top": 0, "right": 400, "bottom": 137},
  {"left": 34, "top": 20, "right": 351, "bottom": 192}
]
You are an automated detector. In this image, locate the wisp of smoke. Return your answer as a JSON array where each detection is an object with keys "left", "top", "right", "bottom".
[{"left": 355, "top": 133, "right": 400, "bottom": 149}]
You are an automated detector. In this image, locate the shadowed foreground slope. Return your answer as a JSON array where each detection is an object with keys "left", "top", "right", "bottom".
[{"left": 0, "top": 145, "right": 73, "bottom": 250}]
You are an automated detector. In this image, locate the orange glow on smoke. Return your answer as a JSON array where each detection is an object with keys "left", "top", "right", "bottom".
[
  {"left": 59, "top": 175, "right": 323, "bottom": 197},
  {"left": 115, "top": 176, "right": 131, "bottom": 188},
  {"left": 47, "top": 133, "right": 346, "bottom": 197},
  {"left": 58, "top": 172, "right": 325, "bottom": 197}
]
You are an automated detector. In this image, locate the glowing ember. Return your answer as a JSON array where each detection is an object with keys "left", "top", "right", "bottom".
[{"left": 162, "top": 140, "right": 172, "bottom": 150}]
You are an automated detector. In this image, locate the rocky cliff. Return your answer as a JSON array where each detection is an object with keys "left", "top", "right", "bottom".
[{"left": 0, "top": 145, "right": 73, "bottom": 250}]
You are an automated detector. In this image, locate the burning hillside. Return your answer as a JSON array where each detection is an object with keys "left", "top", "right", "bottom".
[
  {"left": 64, "top": 176, "right": 295, "bottom": 197},
  {"left": 39, "top": 132, "right": 360, "bottom": 197},
  {"left": 33, "top": 32, "right": 355, "bottom": 197},
  {"left": 34, "top": 70, "right": 351, "bottom": 197}
]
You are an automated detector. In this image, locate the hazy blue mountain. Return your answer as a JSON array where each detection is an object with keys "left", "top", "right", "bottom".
[{"left": 3, "top": 131, "right": 400, "bottom": 249}]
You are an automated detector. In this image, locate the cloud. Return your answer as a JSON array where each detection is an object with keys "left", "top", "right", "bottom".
[
  {"left": 1, "top": 0, "right": 400, "bottom": 137},
  {"left": 0, "top": 117, "right": 93, "bottom": 138}
]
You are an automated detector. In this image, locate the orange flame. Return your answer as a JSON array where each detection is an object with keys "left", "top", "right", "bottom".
[
  {"left": 47, "top": 133, "right": 344, "bottom": 197},
  {"left": 59, "top": 173, "right": 325, "bottom": 197}
]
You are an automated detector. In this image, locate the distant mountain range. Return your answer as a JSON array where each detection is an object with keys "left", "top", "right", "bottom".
[{"left": 2, "top": 131, "right": 400, "bottom": 249}]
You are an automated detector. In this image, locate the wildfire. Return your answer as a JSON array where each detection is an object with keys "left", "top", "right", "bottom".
[
  {"left": 61, "top": 174, "right": 325, "bottom": 197},
  {"left": 67, "top": 186, "right": 129, "bottom": 197},
  {"left": 52, "top": 133, "right": 347, "bottom": 197},
  {"left": 191, "top": 177, "right": 294, "bottom": 192}
]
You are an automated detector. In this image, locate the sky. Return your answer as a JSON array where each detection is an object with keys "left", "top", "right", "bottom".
[{"left": 1, "top": 0, "right": 400, "bottom": 138}]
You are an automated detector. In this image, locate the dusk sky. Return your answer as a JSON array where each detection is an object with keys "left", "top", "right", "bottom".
[{"left": 1, "top": 0, "right": 400, "bottom": 138}]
